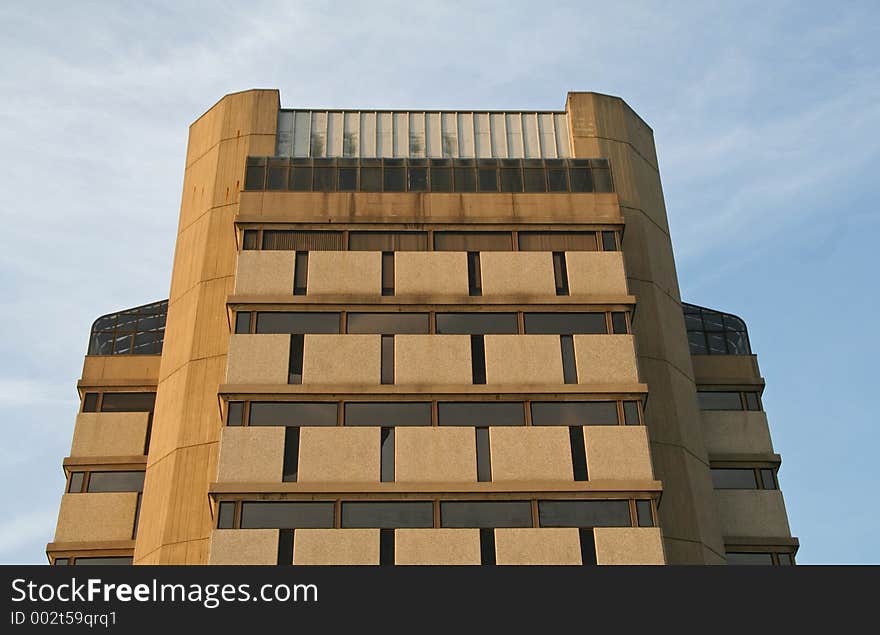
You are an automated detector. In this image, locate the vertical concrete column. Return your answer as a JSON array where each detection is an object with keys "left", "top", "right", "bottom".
[
  {"left": 134, "top": 90, "right": 279, "bottom": 564},
  {"left": 565, "top": 92, "right": 725, "bottom": 564}
]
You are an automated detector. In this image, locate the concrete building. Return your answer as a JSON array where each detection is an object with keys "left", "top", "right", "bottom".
[{"left": 46, "top": 90, "right": 797, "bottom": 566}]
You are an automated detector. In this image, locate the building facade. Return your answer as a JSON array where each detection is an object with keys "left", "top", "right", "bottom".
[{"left": 46, "top": 90, "right": 797, "bottom": 566}]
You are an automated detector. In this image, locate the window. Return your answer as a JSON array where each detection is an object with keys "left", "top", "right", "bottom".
[
  {"left": 344, "top": 402, "right": 431, "bottom": 426},
  {"left": 725, "top": 552, "right": 797, "bottom": 566},
  {"left": 341, "top": 502, "right": 433, "bottom": 528},
  {"left": 697, "top": 391, "right": 762, "bottom": 411},
  {"left": 440, "top": 501, "right": 532, "bottom": 528},
  {"left": 438, "top": 402, "right": 525, "bottom": 427},
  {"left": 518, "top": 232, "right": 597, "bottom": 251},
  {"left": 561, "top": 335, "right": 577, "bottom": 384},
  {"left": 684, "top": 302, "right": 751, "bottom": 356},
  {"left": 288, "top": 335, "right": 304, "bottom": 384},
  {"left": 538, "top": 500, "right": 632, "bottom": 527},
  {"left": 70, "top": 557, "right": 133, "bottom": 566},
  {"left": 248, "top": 402, "right": 337, "bottom": 427},
  {"left": 88, "top": 300, "right": 167, "bottom": 356},
  {"left": 475, "top": 428, "right": 492, "bottom": 482},
  {"left": 436, "top": 313, "right": 518, "bottom": 334},
  {"left": 381, "top": 428, "right": 395, "bottom": 482},
  {"left": 711, "top": 467, "right": 778, "bottom": 490},
  {"left": 239, "top": 502, "right": 334, "bottom": 529},
  {"left": 227, "top": 401, "right": 244, "bottom": 426},
  {"left": 234, "top": 312, "right": 251, "bottom": 334},
  {"left": 255, "top": 312, "right": 340, "bottom": 334},
  {"left": 67, "top": 472, "right": 85, "bottom": 493},
  {"left": 293, "top": 252, "right": 308, "bottom": 294},
  {"left": 261, "top": 231, "right": 344, "bottom": 251},
  {"left": 217, "top": 502, "right": 235, "bottom": 529},
  {"left": 348, "top": 231, "right": 428, "bottom": 251},
  {"left": 86, "top": 471, "right": 145, "bottom": 493},
  {"left": 552, "top": 252, "right": 569, "bottom": 295},
  {"left": 531, "top": 402, "right": 619, "bottom": 426},
  {"left": 569, "top": 427, "right": 588, "bottom": 481},
  {"left": 635, "top": 500, "right": 654, "bottom": 527},
  {"left": 470, "top": 335, "right": 486, "bottom": 384},
  {"left": 381, "top": 335, "right": 394, "bottom": 384},
  {"left": 523, "top": 313, "right": 606, "bottom": 334},
  {"left": 346, "top": 313, "right": 429, "bottom": 334},
  {"left": 467, "top": 252, "right": 482, "bottom": 296},
  {"left": 99, "top": 392, "right": 156, "bottom": 412},
  {"left": 282, "top": 428, "right": 300, "bottom": 482},
  {"left": 434, "top": 231, "right": 512, "bottom": 251}
]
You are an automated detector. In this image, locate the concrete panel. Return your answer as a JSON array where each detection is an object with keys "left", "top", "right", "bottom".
[
  {"left": 702, "top": 411, "right": 774, "bottom": 455},
  {"left": 81, "top": 356, "right": 161, "bottom": 383},
  {"left": 490, "top": 427, "right": 573, "bottom": 481},
  {"left": 233, "top": 251, "right": 295, "bottom": 295},
  {"left": 692, "top": 355, "right": 761, "bottom": 383},
  {"left": 298, "top": 427, "right": 379, "bottom": 483},
  {"left": 216, "top": 427, "right": 284, "bottom": 482},
  {"left": 307, "top": 251, "right": 381, "bottom": 296},
  {"left": 209, "top": 529, "right": 278, "bottom": 565},
  {"left": 394, "top": 335, "right": 472, "bottom": 386},
  {"left": 395, "top": 427, "right": 476, "bottom": 482},
  {"left": 395, "top": 529, "right": 481, "bottom": 565},
  {"left": 395, "top": 252, "right": 469, "bottom": 298},
  {"left": 226, "top": 334, "right": 289, "bottom": 384},
  {"left": 302, "top": 334, "right": 380, "bottom": 386},
  {"left": 480, "top": 252, "right": 556, "bottom": 299},
  {"left": 715, "top": 490, "right": 792, "bottom": 538},
  {"left": 566, "top": 252, "right": 628, "bottom": 296},
  {"left": 70, "top": 412, "right": 149, "bottom": 457},
  {"left": 594, "top": 527, "right": 666, "bottom": 565},
  {"left": 293, "top": 529, "right": 379, "bottom": 565},
  {"left": 494, "top": 528, "right": 581, "bottom": 565},
  {"left": 484, "top": 335, "right": 564, "bottom": 385},
  {"left": 573, "top": 335, "right": 639, "bottom": 384},
  {"left": 584, "top": 426, "right": 653, "bottom": 480},
  {"left": 55, "top": 493, "right": 138, "bottom": 542}
]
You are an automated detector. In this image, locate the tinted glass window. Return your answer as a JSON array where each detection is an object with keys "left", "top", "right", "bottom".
[
  {"left": 523, "top": 168, "right": 546, "bottom": 192},
  {"left": 531, "top": 402, "right": 619, "bottom": 426},
  {"left": 341, "top": 502, "right": 433, "bottom": 528},
  {"left": 438, "top": 402, "right": 525, "bottom": 427},
  {"left": 72, "top": 557, "right": 134, "bottom": 566},
  {"left": 240, "top": 502, "right": 334, "bottom": 528},
  {"left": 523, "top": 313, "right": 607, "bottom": 334},
  {"left": 431, "top": 168, "right": 452, "bottom": 191},
  {"left": 453, "top": 167, "right": 476, "bottom": 192},
  {"left": 344, "top": 402, "right": 431, "bottom": 426},
  {"left": 518, "top": 231, "right": 597, "bottom": 251},
  {"left": 100, "top": 393, "right": 155, "bottom": 412},
  {"left": 249, "top": 402, "right": 337, "bottom": 427},
  {"left": 255, "top": 312, "right": 341, "bottom": 334},
  {"left": 697, "top": 392, "right": 743, "bottom": 410},
  {"left": 500, "top": 168, "right": 523, "bottom": 192},
  {"left": 436, "top": 313, "right": 518, "bottom": 334},
  {"left": 711, "top": 468, "right": 758, "bottom": 489},
  {"left": 433, "top": 232, "right": 512, "bottom": 251},
  {"left": 569, "top": 168, "right": 593, "bottom": 192},
  {"left": 383, "top": 167, "right": 405, "bottom": 192},
  {"left": 338, "top": 167, "right": 357, "bottom": 191},
  {"left": 87, "top": 471, "right": 145, "bottom": 493},
  {"left": 218, "top": 501, "right": 235, "bottom": 529},
  {"left": 68, "top": 472, "right": 85, "bottom": 493},
  {"left": 346, "top": 313, "right": 429, "bottom": 334},
  {"left": 440, "top": 501, "right": 532, "bottom": 528},
  {"left": 726, "top": 552, "right": 774, "bottom": 565},
  {"left": 408, "top": 168, "right": 428, "bottom": 191},
  {"left": 538, "top": 500, "right": 631, "bottom": 527},
  {"left": 348, "top": 231, "right": 427, "bottom": 251}
]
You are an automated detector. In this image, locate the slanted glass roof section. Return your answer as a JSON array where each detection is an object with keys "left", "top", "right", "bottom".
[
  {"left": 276, "top": 110, "right": 571, "bottom": 159},
  {"left": 88, "top": 299, "right": 167, "bottom": 356},
  {"left": 683, "top": 302, "right": 751, "bottom": 355}
]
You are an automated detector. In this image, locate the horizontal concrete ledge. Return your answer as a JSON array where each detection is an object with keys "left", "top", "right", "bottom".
[
  {"left": 227, "top": 294, "right": 638, "bottom": 307},
  {"left": 694, "top": 378, "right": 766, "bottom": 390},
  {"left": 63, "top": 455, "right": 147, "bottom": 472},
  {"left": 708, "top": 453, "right": 782, "bottom": 464},
  {"left": 209, "top": 479, "right": 662, "bottom": 495},
  {"left": 219, "top": 384, "right": 649, "bottom": 397},
  {"left": 77, "top": 379, "right": 159, "bottom": 389},
  {"left": 46, "top": 540, "right": 136, "bottom": 552},
  {"left": 724, "top": 536, "right": 800, "bottom": 549},
  {"left": 236, "top": 215, "right": 626, "bottom": 228}
]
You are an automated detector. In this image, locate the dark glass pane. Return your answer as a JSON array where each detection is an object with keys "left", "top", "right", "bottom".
[
  {"left": 531, "top": 402, "right": 618, "bottom": 426},
  {"left": 467, "top": 252, "right": 481, "bottom": 297},
  {"left": 240, "top": 502, "right": 334, "bottom": 529},
  {"left": 760, "top": 469, "right": 777, "bottom": 490},
  {"left": 266, "top": 165, "right": 287, "bottom": 190},
  {"left": 726, "top": 331, "right": 750, "bottom": 355},
  {"left": 601, "top": 231, "right": 618, "bottom": 251},
  {"left": 262, "top": 230, "right": 344, "bottom": 250},
  {"left": 500, "top": 168, "right": 523, "bottom": 192},
  {"left": 430, "top": 168, "right": 452, "bottom": 191},
  {"left": 244, "top": 165, "right": 266, "bottom": 190},
  {"left": 702, "top": 311, "right": 725, "bottom": 331},
  {"left": 227, "top": 401, "right": 244, "bottom": 426},
  {"left": 726, "top": 552, "right": 774, "bottom": 565},
  {"left": 313, "top": 167, "right": 336, "bottom": 191},
  {"left": 453, "top": 168, "right": 476, "bottom": 192},
  {"left": 723, "top": 314, "right": 747, "bottom": 332},
  {"left": 87, "top": 471, "right": 145, "bottom": 493},
  {"left": 433, "top": 231, "right": 511, "bottom": 251},
  {"left": 349, "top": 231, "right": 428, "bottom": 251},
  {"left": 687, "top": 331, "right": 708, "bottom": 355},
  {"left": 538, "top": 500, "right": 631, "bottom": 527},
  {"left": 346, "top": 313, "right": 429, "bottom": 334},
  {"left": 706, "top": 332, "right": 727, "bottom": 354},
  {"left": 623, "top": 401, "right": 640, "bottom": 425},
  {"left": 344, "top": 402, "right": 431, "bottom": 426},
  {"left": 255, "top": 312, "right": 341, "bottom": 334},
  {"left": 289, "top": 167, "right": 312, "bottom": 191},
  {"left": 777, "top": 553, "right": 794, "bottom": 566},
  {"left": 553, "top": 252, "right": 569, "bottom": 295},
  {"left": 381, "top": 252, "right": 394, "bottom": 296},
  {"left": 636, "top": 501, "right": 653, "bottom": 527},
  {"left": 518, "top": 231, "right": 597, "bottom": 251},
  {"left": 90, "top": 332, "right": 115, "bottom": 355},
  {"left": 72, "top": 557, "right": 133, "bottom": 565},
  {"left": 547, "top": 168, "right": 568, "bottom": 192},
  {"left": 569, "top": 168, "right": 593, "bottom": 192},
  {"left": 249, "top": 402, "right": 337, "bottom": 427},
  {"left": 282, "top": 427, "right": 300, "bottom": 482},
  {"left": 383, "top": 167, "right": 405, "bottom": 192},
  {"left": 100, "top": 392, "right": 155, "bottom": 412},
  {"left": 569, "top": 426, "right": 588, "bottom": 481},
  {"left": 68, "top": 472, "right": 85, "bottom": 493},
  {"left": 360, "top": 167, "right": 381, "bottom": 192},
  {"left": 611, "top": 312, "right": 628, "bottom": 334},
  {"left": 593, "top": 168, "right": 613, "bottom": 192},
  {"left": 217, "top": 501, "right": 235, "bottom": 529},
  {"left": 478, "top": 168, "right": 498, "bottom": 192},
  {"left": 113, "top": 333, "right": 132, "bottom": 354},
  {"left": 438, "top": 402, "right": 524, "bottom": 427},
  {"left": 132, "top": 331, "right": 157, "bottom": 354},
  {"left": 697, "top": 392, "right": 743, "bottom": 410},
  {"left": 440, "top": 501, "right": 532, "bottom": 528},
  {"left": 381, "top": 428, "right": 395, "bottom": 482},
  {"left": 338, "top": 167, "right": 357, "bottom": 191},
  {"left": 294, "top": 252, "right": 308, "bottom": 294},
  {"left": 82, "top": 393, "right": 99, "bottom": 412},
  {"left": 242, "top": 229, "right": 258, "bottom": 251},
  {"left": 471, "top": 334, "right": 486, "bottom": 384},
  {"left": 524, "top": 313, "right": 606, "bottom": 334},
  {"left": 408, "top": 167, "right": 428, "bottom": 191},
  {"left": 381, "top": 335, "right": 394, "bottom": 384},
  {"left": 745, "top": 392, "right": 761, "bottom": 411},
  {"left": 711, "top": 468, "right": 758, "bottom": 489},
  {"left": 436, "top": 313, "right": 518, "bottom": 334},
  {"left": 234, "top": 312, "right": 251, "bottom": 334},
  {"left": 341, "top": 502, "right": 433, "bottom": 528},
  {"left": 53, "top": 558, "right": 69, "bottom": 566},
  {"left": 523, "top": 168, "right": 547, "bottom": 192},
  {"left": 476, "top": 428, "right": 491, "bottom": 482},
  {"left": 561, "top": 335, "right": 577, "bottom": 384},
  {"left": 684, "top": 313, "right": 704, "bottom": 330}
]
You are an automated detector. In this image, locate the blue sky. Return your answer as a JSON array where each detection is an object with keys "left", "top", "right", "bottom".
[{"left": 0, "top": 1, "right": 877, "bottom": 564}]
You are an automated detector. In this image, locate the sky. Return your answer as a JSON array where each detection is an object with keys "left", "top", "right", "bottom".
[{"left": 0, "top": 0, "right": 877, "bottom": 564}]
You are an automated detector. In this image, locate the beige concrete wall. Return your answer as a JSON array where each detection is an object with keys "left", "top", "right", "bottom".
[
  {"left": 70, "top": 412, "right": 149, "bottom": 457},
  {"left": 216, "top": 427, "right": 284, "bottom": 482},
  {"left": 566, "top": 252, "right": 628, "bottom": 296},
  {"left": 395, "top": 252, "right": 469, "bottom": 298},
  {"left": 494, "top": 528, "right": 582, "bottom": 565},
  {"left": 701, "top": 411, "right": 774, "bottom": 455},
  {"left": 298, "top": 427, "right": 379, "bottom": 483},
  {"left": 395, "top": 427, "right": 476, "bottom": 482},
  {"left": 574, "top": 334, "right": 639, "bottom": 384},
  {"left": 490, "top": 427, "right": 573, "bottom": 481},
  {"left": 302, "top": 334, "right": 380, "bottom": 385},
  {"left": 209, "top": 529, "right": 278, "bottom": 565},
  {"left": 594, "top": 527, "right": 666, "bottom": 565},
  {"left": 715, "top": 490, "right": 792, "bottom": 538},
  {"left": 81, "top": 356, "right": 160, "bottom": 384},
  {"left": 692, "top": 354, "right": 761, "bottom": 383},
  {"left": 480, "top": 252, "right": 556, "bottom": 299},
  {"left": 293, "top": 529, "right": 379, "bottom": 565},
  {"left": 394, "top": 335, "right": 471, "bottom": 385},
  {"left": 233, "top": 251, "right": 295, "bottom": 295},
  {"left": 226, "top": 334, "right": 289, "bottom": 384},
  {"left": 484, "top": 335, "right": 563, "bottom": 385},
  {"left": 308, "top": 251, "right": 381, "bottom": 296},
  {"left": 395, "top": 529, "right": 481, "bottom": 565},
  {"left": 55, "top": 493, "right": 139, "bottom": 542},
  {"left": 584, "top": 426, "right": 653, "bottom": 480}
]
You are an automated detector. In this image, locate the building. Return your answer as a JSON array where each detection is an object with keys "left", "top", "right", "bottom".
[{"left": 46, "top": 90, "right": 798, "bottom": 566}]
